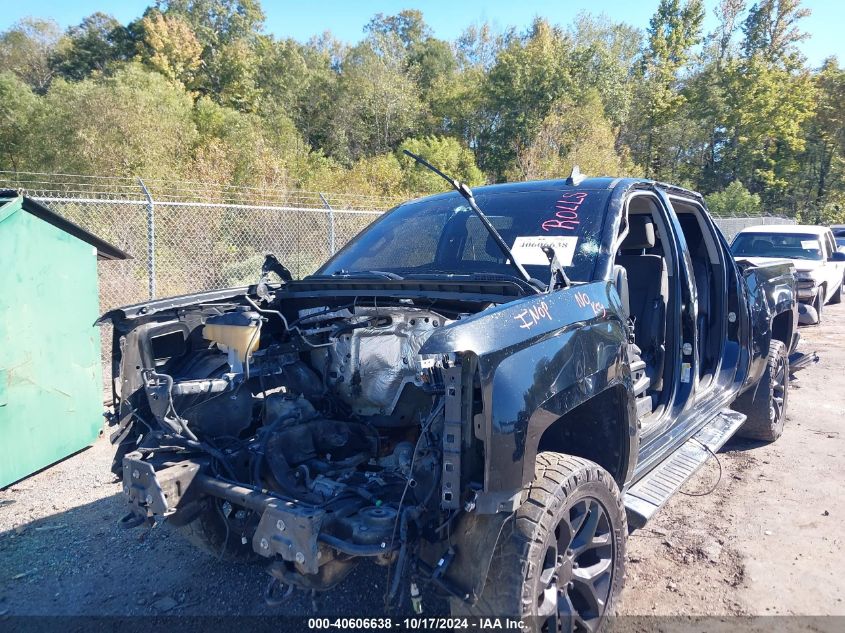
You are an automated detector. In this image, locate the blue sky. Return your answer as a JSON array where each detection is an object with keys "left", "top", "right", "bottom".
[{"left": 3, "top": 0, "right": 843, "bottom": 66}]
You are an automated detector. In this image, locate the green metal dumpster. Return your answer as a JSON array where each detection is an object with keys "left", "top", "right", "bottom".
[{"left": 0, "top": 192, "right": 129, "bottom": 488}]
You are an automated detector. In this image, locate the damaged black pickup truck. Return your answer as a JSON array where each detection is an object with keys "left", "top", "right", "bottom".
[{"left": 100, "top": 170, "right": 811, "bottom": 630}]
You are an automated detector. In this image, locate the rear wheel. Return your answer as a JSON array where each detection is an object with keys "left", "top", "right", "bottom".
[
  {"left": 452, "top": 453, "right": 626, "bottom": 632},
  {"left": 734, "top": 340, "right": 789, "bottom": 442}
]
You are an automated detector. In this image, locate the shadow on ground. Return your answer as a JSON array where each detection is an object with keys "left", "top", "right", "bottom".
[{"left": 0, "top": 491, "right": 441, "bottom": 616}]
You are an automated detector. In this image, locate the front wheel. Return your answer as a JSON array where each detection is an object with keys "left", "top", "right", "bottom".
[
  {"left": 452, "top": 454, "right": 626, "bottom": 632},
  {"left": 174, "top": 498, "right": 261, "bottom": 563},
  {"left": 734, "top": 340, "right": 789, "bottom": 442}
]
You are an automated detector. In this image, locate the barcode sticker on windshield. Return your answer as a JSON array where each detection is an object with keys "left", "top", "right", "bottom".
[
  {"left": 511, "top": 236, "right": 579, "bottom": 267},
  {"left": 801, "top": 240, "right": 820, "bottom": 249}
]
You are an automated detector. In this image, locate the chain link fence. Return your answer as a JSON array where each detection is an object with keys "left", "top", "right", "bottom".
[
  {"left": 710, "top": 215, "right": 796, "bottom": 241},
  {"left": 0, "top": 171, "right": 795, "bottom": 394}
]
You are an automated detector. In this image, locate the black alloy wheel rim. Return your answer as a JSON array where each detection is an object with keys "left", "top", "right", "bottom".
[
  {"left": 770, "top": 352, "right": 788, "bottom": 425},
  {"left": 536, "top": 497, "right": 614, "bottom": 633}
]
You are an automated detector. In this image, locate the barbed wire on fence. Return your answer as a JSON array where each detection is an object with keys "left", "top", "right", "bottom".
[{"left": 0, "top": 170, "right": 406, "bottom": 210}]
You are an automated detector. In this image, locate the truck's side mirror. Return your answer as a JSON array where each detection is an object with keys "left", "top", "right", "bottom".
[{"left": 830, "top": 251, "right": 845, "bottom": 262}]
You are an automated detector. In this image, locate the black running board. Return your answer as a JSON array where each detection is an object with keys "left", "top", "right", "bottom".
[{"left": 624, "top": 409, "right": 747, "bottom": 529}]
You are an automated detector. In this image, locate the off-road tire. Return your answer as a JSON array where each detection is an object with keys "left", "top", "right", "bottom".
[
  {"left": 829, "top": 277, "right": 843, "bottom": 305},
  {"left": 174, "top": 498, "right": 260, "bottom": 563},
  {"left": 734, "top": 340, "right": 789, "bottom": 442},
  {"left": 451, "top": 453, "right": 626, "bottom": 632}
]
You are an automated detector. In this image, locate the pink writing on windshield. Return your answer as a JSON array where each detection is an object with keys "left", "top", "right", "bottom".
[{"left": 542, "top": 191, "right": 588, "bottom": 232}]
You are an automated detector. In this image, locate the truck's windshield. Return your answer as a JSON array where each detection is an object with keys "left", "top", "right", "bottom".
[
  {"left": 732, "top": 232, "right": 823, "bottom": 261},
  {"left": 314, "top": 188, "right": 611, "bottom": 285}
]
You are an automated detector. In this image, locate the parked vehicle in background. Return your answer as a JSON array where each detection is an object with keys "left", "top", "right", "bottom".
[
  {"left": 732, "top": 225, "right": 845, "bottom": 322},
  {"left": 101, "top": 172, "right": 806, "bottom": 630},
  {"left": 831, "top": 226, "right": 845, "bottom": 251}
]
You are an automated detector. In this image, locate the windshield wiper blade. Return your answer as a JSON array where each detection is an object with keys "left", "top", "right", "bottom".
[
  {"left": 402, "top": 149, "right": 534, "bottom": 288},
  {"left": 330, "top": 270, "right": 404, "bottom": 280}
]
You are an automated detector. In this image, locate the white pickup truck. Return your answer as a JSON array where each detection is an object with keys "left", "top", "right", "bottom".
[{"left": 731, "top": 224, "right": 845, "bottom": 322}]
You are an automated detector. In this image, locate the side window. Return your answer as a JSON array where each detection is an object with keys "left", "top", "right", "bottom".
[{"left": 826, "top": 232, "right": 836, "bottom": 258}]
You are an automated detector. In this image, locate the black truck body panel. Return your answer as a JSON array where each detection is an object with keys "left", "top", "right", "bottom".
[{"left": 99, "top": 176, "right": 800, "bottom": 604}]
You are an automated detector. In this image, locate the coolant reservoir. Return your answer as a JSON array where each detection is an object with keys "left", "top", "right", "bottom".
[{"left": 203, "top": 308, "right": 261, "bottom": 374}]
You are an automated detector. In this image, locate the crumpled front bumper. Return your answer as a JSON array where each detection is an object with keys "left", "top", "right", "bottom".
[{"left": 119, "top": 453, "right": 393, "bottom": 575}]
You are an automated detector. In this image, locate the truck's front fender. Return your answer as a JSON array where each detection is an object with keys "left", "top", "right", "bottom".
[{"left": 421, "top": 281, "right": 636, "bottom": 511}]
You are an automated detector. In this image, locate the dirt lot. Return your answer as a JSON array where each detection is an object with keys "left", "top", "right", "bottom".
[{"left": 1, "top": 304, "right": 844, "bottom": 620}]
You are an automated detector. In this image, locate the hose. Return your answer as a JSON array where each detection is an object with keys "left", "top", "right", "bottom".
[
  {"left": 145, "top": 370, "right": 198, "bottom": 441},
  {"left": 245, "top": 296, "right": 333, "bottom": 349}
]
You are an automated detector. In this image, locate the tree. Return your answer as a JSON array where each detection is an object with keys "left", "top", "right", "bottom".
[
  {"left": 675, "top": 0, "right": 749, "bottom": 194},
  {"left": 720, "top": 55, "right": 815, "bottom": 200},
  {"left": 365, "top": 10, "right": 430, "bottom": 51},
  {"left": 568, "top": 13, "right": 642, "bottom": 129},
  {"left": 398, "top": 135, "right": 484, "bottom": 193},
  {"left": 511, "top": 90, "right": 637, "bottom": 181},
  {"left": 625, "top": 0, "right": 704, "bottom": 179},
  {"left": 327, "top": 37, "right": 424, "bottom": 162},
  {"left": 137, "top": 11, "right": 202, "bottom": 86},
  {"left": 716, "top": 0, "right": 815, "bottom": 206},
  {"left": 156, "top": 0, "right": 265, "bottom": 48},
  {"left": 0, "top": 72, "right": 39, "bottom": 171},
  {"left": 30, "top": 63, "right": 196, "bottom": 179},
  {"left": 51, "top": 13, "right": 134, "bottom": 81},
  {"left": 795, "top": 58, "right": 845, "bottom": 209},
  {"left": 0, "top": 18, "right": 61, "bottom": 93},
  {"left": 192, "top": 95, "right": 308, "bottom": 191},
  {"left": 455, "top": 22, "right": 507, "bottom": 72},
  {"left": 742, "top": 0, "right": 810, "bottom": 68},
  {"left": 156, "top": 0, "right": 265, "bottom": 110},
  {"left": 0, "top": 0, "right": 842, "bottom": 219},
  {"left": 255, "top": 35, "right": 339, "bottom": 150},
  {"left": 207, "top": 38, "right": 261, "bottom": 111},
  {"left": 478, "top": 19, "right": 574, "bottom": 179},
  {"left": 407, "top": 37, "right": 456, "bottom": 92},
  {"left": 712, "top": 0, "right": 746, "bottom": 64},
  {"left": 705, "top": 180, "right": 763, "bottom": 215}
]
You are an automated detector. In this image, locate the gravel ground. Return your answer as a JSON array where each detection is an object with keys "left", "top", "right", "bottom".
[{"left": 1, "top": 303, "right": 844, "bottom": 620}]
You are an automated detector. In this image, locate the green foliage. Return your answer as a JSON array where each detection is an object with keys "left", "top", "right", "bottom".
[
  {"left": 51, "top": 13, "right": 133, "bottom": 81},
  {"left": 220, "top": 253, "right": 265, "bottom": 286},
  {"left": 0, "top": 0, "right": 840, "bottom": 221},
  {"left": 398, "top": 136, "right": 484, "bottom": 193},
  {"left": 628, "top": 0, "right": 704, "bottom": 178},
  {"left": 705, "top": 181, "right": 763, "bottom": 216},
  {"left": 327, "top": 36, "right": 424, "bottom": 162},
  {"left": 156, "top": 0, "right": 265, "bottom": 48},
  {"left": 0, "top": 18, "right": 61, "bottom": 93},
  {"left": 0, "top": 72, "right": 39, "bottom": 171},
  {"left": 136, "top": 10, "right": 202, "bottom": 85},
  {"left": 511, "top": 90, "right": 638, "bottom": 181},
  {"left": 29, "top": 63, "right": 196, "bottom": 179},
  {"left": 741, "top": 0, "right": 810, "bottom": 68},
  {"left": 568, "top": 13, "right": 642, "bottom": 129},
  {"left": 479, "top": 19, "right": 574, "bottom": 179},
  {"left": 797, "top": 194, "right": 845, "bottom": 225},
  {"left": 796, "top": 58, "right": 845, "bottom": 210},
  {"left": 721, "top": 54, "right": 815, "bottom": 195}
]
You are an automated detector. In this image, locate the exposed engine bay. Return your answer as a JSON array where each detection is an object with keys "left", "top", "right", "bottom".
[{"left": 110, "top": 287, "right": 484, "bottom": 603}]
